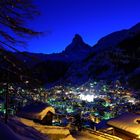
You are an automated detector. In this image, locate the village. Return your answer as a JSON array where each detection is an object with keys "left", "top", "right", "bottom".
[{"left": 0, "top": 80, "right": 140, "bottom": 139}]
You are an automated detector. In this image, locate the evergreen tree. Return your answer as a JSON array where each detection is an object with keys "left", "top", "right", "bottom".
[{"left": 0, "top": 0, "right": 41, "bottom": 50}]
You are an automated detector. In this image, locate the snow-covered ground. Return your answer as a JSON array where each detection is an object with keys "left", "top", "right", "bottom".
[
  {"left": 1, "top": 116, "right": 123, "bottom": 140},
  {"left": 16, "top": 117, "right": 75, "bottom": 140},
  {"left": 0, "top": 116, "right": 75, "bottom": 140},
  {"left": 0, "top": 121, "right": 22, "bottom": 140},
  {"left": 17, "top": 117, "right": 122, "bottom": 140},
  {"left": 8, "top": 117, "right": 50, "bottom": 140}
]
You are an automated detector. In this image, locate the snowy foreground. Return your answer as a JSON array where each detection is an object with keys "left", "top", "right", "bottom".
[
  {"left": 0, "top": 117, "right": 75, "bottom": 140},
  {"left": 0, "top": 117, "right": 122, "bottom": 140},
  {"left": 0, "top": 117, "right": 49, "bottom": 140}
]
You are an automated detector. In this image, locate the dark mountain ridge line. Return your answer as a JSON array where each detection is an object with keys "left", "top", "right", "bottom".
[
  {"left": 61, "top": 23, "right": 140, "bottom": 90},
  {"left": 0, "top": 34, "right": 91, "bottom": 85},
  {"left": 1, "top": 23, "right": 140, "bottom": 90}
]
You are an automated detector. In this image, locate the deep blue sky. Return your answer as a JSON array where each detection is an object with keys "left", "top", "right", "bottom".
[{"left": 21, "top": 0, "right": 140, "bottom": 54}]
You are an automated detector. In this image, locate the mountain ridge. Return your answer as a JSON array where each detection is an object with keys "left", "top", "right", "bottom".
[
  {"left": 1, "top": 23, "right": 140, "bottom": 90},
  {"left": 61, "top": 23, "right": 140, "bottom": 90}
]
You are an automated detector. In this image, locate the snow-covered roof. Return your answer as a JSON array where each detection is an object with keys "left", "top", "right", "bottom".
[
  {"left": 18, "top": 102, "right": 55, "bottom": 120},
  {"left": 107, "top": 113, "right": 140, "bottom": 136}
]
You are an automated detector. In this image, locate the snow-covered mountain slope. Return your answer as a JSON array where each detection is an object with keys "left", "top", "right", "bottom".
[
  {"left": 93, "top": 22, "right": 140, "bottom": 51},
  {"left": 62, "top": 23, "right": 140, "bottom": 89},
  {"left": 0, "top": 118, "right": 49, "bottom": 140}
]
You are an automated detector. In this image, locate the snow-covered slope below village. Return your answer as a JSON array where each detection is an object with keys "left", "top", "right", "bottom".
[
  {"left": 14, "top": 117, "right": 75, "bottom": 140},
  {"left": 0, "top": 121, "right": 21, "bottom": 140},
  {"left": 0, "top": 117, "right": 76, "bottom": 140},
  {"left": 0, "top": 117, "right": 50, "bottom": 140}
]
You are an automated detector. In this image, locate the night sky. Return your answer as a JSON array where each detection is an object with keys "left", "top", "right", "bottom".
[{"left": 22, "top": 0, "right": 140, "bottom": 54}]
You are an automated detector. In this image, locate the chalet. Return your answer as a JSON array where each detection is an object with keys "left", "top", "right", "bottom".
[
  {"left": 18, "top": 102, "right": 55, "bottom": 125},
  {"left": 107, "top": 112, "right": 140, "bottom": 139}
]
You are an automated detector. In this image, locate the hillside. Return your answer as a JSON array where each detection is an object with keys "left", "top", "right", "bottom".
[
  {"left": 1, "top": 23, "right": 140, "bottom": 89},
  {"left": 62, "top": 23, "right": 140, "bottom": 89}
]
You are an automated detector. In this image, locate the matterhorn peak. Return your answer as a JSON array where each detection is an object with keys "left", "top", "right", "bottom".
[
  {"left": 64, "top": 34, "right": 91, "bottom": 53},
  {"left": 72, "top": 34, "right": 84, "bottom": 43}
]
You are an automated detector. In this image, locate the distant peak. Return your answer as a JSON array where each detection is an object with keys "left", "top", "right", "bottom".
[
  {"left": 64, "top": 34, "right": 91, "bottom": 53},
  {"left": 72, "top": 34, "right": 83, "bottom": 43}
]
